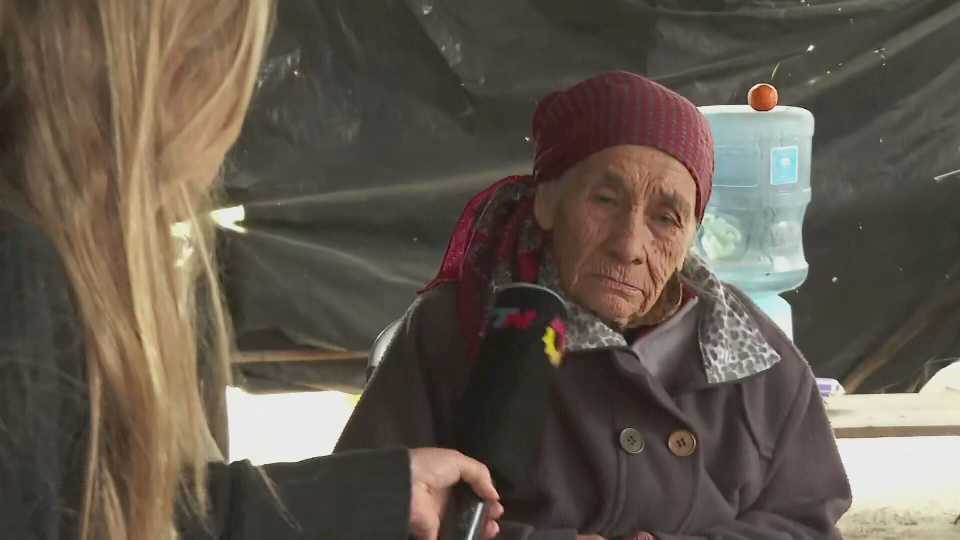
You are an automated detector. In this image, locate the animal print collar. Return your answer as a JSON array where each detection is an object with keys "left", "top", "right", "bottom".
[{"left": 535, "top": 253, "right": 781, "bottom": 385}]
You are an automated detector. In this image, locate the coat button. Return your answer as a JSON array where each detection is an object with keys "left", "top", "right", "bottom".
[
  {"left": 619, "top": 428, "right": 646, "bottom": 455},
  {"left": 668, "top": 429, "right": 697, "bottom": 457}
]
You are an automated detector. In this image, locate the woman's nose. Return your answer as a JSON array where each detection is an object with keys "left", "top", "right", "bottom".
[{"left": 605, "top": 208, "right": 650, "bottom": 265}]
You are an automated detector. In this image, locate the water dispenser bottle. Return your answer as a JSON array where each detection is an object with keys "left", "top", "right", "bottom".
[{"left": 696, "top": 94, "right": 814, "bottom": 340}]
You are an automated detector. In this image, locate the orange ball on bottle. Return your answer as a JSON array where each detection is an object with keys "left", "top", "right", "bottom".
[{"left": 748, "top": 83, "right": 778, "bottom": 111}]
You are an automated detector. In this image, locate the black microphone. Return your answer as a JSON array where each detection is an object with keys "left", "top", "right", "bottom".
[{"left": 439, "top": 283, "right": 569, "bottom": 540}]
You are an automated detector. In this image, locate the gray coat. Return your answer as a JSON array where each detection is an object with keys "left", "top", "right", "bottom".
[{"left": 336, "top": 276, "right": 852, "bottom": 540}]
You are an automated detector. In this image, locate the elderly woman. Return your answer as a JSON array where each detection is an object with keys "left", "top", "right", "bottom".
[{"left": 336, "top": 71, "right": 851, "bottom": 540}]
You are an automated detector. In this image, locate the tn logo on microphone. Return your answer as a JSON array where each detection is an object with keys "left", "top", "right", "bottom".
[
  {"left": 542, "top": 317, "right": 566, "bottom": 367},
  {"left": 490, "top": 309, "right": 566, "bottom": 367},
  {"left": 490, "top": 307, "right": 537, "bottom": 329}
]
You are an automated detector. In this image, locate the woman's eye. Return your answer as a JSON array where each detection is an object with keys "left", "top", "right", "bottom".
[
  {"left": 591, "top": 192, "right": 617, "bottom": 205},
  {"left": 656, "top": 213, "right": 680, "bottom": 227}
]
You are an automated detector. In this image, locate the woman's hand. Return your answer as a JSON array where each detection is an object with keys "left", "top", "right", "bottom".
[{"left": 408, "top": 448, "right": 504, "bottom": 540}]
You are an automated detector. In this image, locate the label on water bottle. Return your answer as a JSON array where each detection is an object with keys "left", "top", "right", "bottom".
[{"left": 770, "top": 146, "right": 799, "bottom": 185}]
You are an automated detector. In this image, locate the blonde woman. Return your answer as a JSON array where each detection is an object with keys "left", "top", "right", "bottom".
[{"left": 0, "top": 1, "right": 500, "bottom": 539}]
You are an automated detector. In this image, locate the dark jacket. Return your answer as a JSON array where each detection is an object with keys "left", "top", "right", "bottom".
[
  {"left": 0, "top": 209, "right": 411, "bottom": 539},
  {"left": 336, "top": 280, "right": 852, "bottom": 540}
]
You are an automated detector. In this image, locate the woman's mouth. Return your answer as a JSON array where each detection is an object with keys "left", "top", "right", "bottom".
[{"left": 591, "top": 274, "right": 644, "bottom": 295}]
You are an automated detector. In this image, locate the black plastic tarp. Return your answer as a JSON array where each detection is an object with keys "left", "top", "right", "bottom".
[{"left": 224, "top": 0, "right": 960, "bottom": 393}]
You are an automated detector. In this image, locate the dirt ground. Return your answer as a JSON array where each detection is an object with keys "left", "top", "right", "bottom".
[
  {"left": 836, "top": 437, "right": 960, "bottom": 539},
  {"left": 840, "top": 508, "right": 958, "bottom": 539}
]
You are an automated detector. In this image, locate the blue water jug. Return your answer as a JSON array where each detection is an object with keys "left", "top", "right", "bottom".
[{"left": 695, "top": 105, "right": 815, "bottom": 339}]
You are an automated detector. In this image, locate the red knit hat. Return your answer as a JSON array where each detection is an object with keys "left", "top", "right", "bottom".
[{"left": 532, "top": 71, "right": 714, "bottom": 221}]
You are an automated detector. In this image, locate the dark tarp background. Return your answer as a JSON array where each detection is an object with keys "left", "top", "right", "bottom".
[{"left": 222, "top": 0, "right": 960, "bottom": 394}]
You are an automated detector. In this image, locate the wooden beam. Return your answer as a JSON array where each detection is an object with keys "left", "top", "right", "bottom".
[
  {"left": 234, "top": 349, "right": 367, "bottom": 364},
  {"left": 826, "top": 392, "right": 960, "bottom": 438}
]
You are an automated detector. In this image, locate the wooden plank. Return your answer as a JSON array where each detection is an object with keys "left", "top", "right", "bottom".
[
  {"left": 234, "top": 349, "right": 367, "bottom": 364},
  {"left": 825, "top": 392, "right": 960, "bottom": 438}
]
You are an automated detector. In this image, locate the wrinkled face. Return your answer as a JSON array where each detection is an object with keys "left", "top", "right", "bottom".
[{"left": 534, "top": 145, "right": 698, "bottom": 328}]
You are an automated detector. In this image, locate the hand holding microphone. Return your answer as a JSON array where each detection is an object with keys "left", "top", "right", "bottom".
[{"left": 409, "top": 448, "right": 503, "bottom": 540}]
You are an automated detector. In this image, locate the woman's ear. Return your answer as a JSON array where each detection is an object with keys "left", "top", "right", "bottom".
[{"left": 534, "top": 180, "right": 561, "bottom": 231}]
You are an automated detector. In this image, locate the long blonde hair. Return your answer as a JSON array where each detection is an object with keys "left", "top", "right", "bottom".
[{"left": 0, "top": 1, "right": 271, "bottom": 538}]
